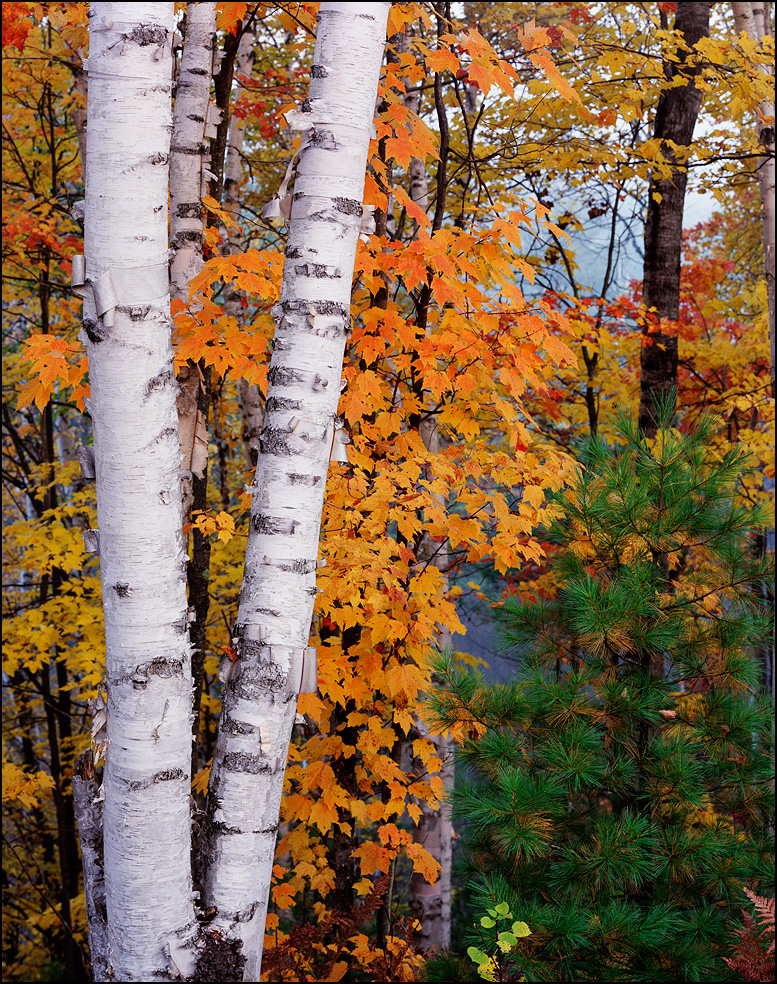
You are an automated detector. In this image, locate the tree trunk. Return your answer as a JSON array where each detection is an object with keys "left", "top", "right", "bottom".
[
  {"left": 200, "top": 5, "right": 391, "bottom": 979},
  {"left": 168, "top": 0, "right": 217, "bottom": 786},
  {"left": 410, "top": 422, "right": 453, "bottom": 951},
  {"left": 74, "top": 751, "right": 108, "bottom": 983},
  {"left": 399, "top": 30, "right": 429, "bottom": 239},
  {"left": 638, "top": 1, "right": 711, "bottom": 436},
  {"left": 76, "top": 4, "right": 198, "bottom": 978},
  {"left": 223, "top": 24, "right": 264, "bottom": 467},
  {"left": 171, "top": 1, "right": 215, "bottom": 506},
  {"left": 394, "top": 26, "right": 453, "bottom": 947},
  {"left": 170, "top": 1, "right": 215, "bottom": 298},
  {"left": 732, "top": 1, "right": 775, "bottom": 397}
]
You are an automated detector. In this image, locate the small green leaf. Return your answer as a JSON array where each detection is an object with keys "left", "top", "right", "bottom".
[
  {"left": 487, "top": 908, "right": 498, "bottom": 917},
  {"left": 512, "top": 920, "right": 531, "bottom": 938},
  {"left": 495, "top": 901, "right": 510, "bottom": 916},
  {"left": 481, "top": 916, "right": 496, "bottom": 928},
  {"left": 498, "top": 931, "right": 517, "bottom": 945},
  {"left": 467, "top": 946, "right": 490, "bottom": 965}
]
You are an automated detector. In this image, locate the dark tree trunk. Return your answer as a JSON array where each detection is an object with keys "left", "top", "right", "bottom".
[{"left": 639, "top": 1, "right": 711, "bottom": 436}]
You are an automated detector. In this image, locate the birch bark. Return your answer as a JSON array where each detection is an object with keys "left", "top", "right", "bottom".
[
  {"left": 200, "top": 5, "right": 391, "bottom": 979},
  {"left": 170, "top": 2, "right": 216, "bottom": 493},
  {"left": 732, "top": 0, "right": 775, "bottom": 396},
  {"left": 170, "top": 1, "right": 215, "bottom": 299},
  {"left": 222, "top": 25, "right": 263, "bottom": 467},
  {"left": 78, "top": 4, "right": 198, "bottom": 978}
]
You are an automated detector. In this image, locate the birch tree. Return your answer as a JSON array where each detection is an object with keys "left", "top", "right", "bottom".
[
  {"left": 74, "top": 3, "right": 199, "bottom": 979},
  {"left": 169, "top": 0, "right": 215, "bottom": 509},
  {"left": 168, "top": 0, "right": 217, "bottom": 776},
  {"left": 732, "top": 0, "right": 775, "bottom": 396},
  {"left": 199, "top": 4, "right": 391, "bottom": 979},
  {"left": 222, "top": 23, "right": 263, "bottom": 467}
]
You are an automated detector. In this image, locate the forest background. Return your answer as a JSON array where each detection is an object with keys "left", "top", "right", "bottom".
[{"left": 2, "top": 1, "right": 774, "bottom": 982}]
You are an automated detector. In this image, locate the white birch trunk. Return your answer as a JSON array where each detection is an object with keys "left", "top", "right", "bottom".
[
  {"left": 170, "top": 2, "right": 216, "bottom": 489},
  {"left": 201, "top": 5, "right": 391, "bottom": 979},
  {"left": 79, "top": 4, "right": 198, "bottom": 978},
  {"left": 732, "top": 1, "right": 776, "bottom": 394},
  {"left": 223, "top": 25, "right": 263, "bottom": 466},
  {"left": 170, "top": 1, "right": 215, "bottom": 297}
]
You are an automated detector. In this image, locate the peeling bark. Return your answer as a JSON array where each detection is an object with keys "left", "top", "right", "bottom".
[{"left": 200, "top": 6, "right": 391, "bottom": 980}]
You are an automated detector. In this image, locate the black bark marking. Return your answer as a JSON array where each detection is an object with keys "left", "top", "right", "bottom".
[
  {"left": 192, "top": 933, "right": 245, "bottom": 982},
  {"left": 240, "top": 638, "right": 268, "bottom": 663},
  {"left": 259, "top": 428, "right": 294, "bottom": 456},
  {"left": 287, "top": 473, "right": 321, "bottom": 486},
  {"left": 265, "top": 396, "right": 301, "bottom": 413},
  {"left": 222, "top": 719, "right": 257, "bottom": 737},
  {"left": 267, "top": 365, "right": 304, "bottom": 386},
  {"left": 285, "top": 245, "right": 303, "bottom": 258},
  {"left": 148, "top": 425, "right": 177, "bottom": 447},
  {"left": 273, "top": 558, "right": 317, "bottom": 574},
  {"left": 188, "top": 66, "right": 209, "bottom": 76},
  {"left": 171, "top": 145, "right": 204, "bottom": 156},
  {"left": 311, "top": 64, "right": 328, "bottom": 78},
  {"left": 117, "top": 305, "right": 153, "bottom": 321},
  {"left": 223, "top": 751, "right": 272, "bottom": 774},
  {"left": 187, "top": 113, "right": 205, "bottom": 123},
  {"left": 145, "top": 368, "right": 173, "bottom": 395},
  {"left": 113, "top": 582, "right": 131, "bottom": 597},
  {"left": 128, "top": 25, "right": 168, "bottom": 46},
  {"left": 298, "top": 429, "right": 324, "bottom": 444},
  {"left": 126, "top": 768, "right": 187, "bottom": 791},
  {"left": 309, "top": 128, "right": 337, "bottom": 150},
  {"left": 147, "top": 656, "right": 185, "bottom": 679},
  {"left": 238, "top": 660, "right": 287, "bottom": 696},
  {"left": 300, "top": 98, "right": 313, "bottom": 112},
  {"left": 170, "top": 230, "right": 203, "bottom": 248},
  {"left": 333, "top": 197, "right": 363, "bottom": 216},
  {"left": 277, "top": 298, "right": 348, "bottom": 319},
  {"left": 294, "top": 263, "right": 341, "bottom": 278},
  {"left": 82, "top": 318, "right": 105, "bottom": 343},
  {"left": 250, "top": 513, "right": 299, "bottom": 535},
  {"left": 148, "top": 152, "right": 169, "bottom": 166}
]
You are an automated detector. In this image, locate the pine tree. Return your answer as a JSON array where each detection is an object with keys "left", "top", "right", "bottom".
[{"left": 426, "top": 403, "right": 775, "bottom": 982}]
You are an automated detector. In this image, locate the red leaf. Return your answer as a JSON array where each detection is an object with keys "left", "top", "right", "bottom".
[{"left": 3, "top": 1, "right": 33, "bottom": 51}]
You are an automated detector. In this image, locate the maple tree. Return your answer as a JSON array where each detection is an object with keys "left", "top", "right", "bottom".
[{"left": 1, "top": 1, "right": 774, "bottom": 982}]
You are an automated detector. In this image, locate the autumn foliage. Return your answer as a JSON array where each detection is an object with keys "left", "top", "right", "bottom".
[{"left": 2, "top": 1, "right": 774, "bottom": 982}]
